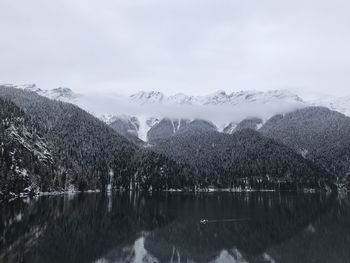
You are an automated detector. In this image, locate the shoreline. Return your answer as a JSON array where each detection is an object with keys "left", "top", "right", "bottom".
[{"left": 1, "top": 187, "right": 333, "bottom": 202}]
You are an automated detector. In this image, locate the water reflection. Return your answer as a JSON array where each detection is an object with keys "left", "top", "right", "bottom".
[{"left": 0, "top": 192, "right": 349, "bottom": 263}]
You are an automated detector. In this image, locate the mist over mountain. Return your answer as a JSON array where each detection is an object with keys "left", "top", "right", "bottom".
[
  {"left": 7, "top": 84, "right": 350, "bottom": 146},
  {"left": 311, "top": 95, "right": 350, "bottom": 117},
  {"left": 2, "top": 84, "right": 81, "bottom": 103},
  {"left": 6, "top": 84, "right": 307, "bottom": 141}
]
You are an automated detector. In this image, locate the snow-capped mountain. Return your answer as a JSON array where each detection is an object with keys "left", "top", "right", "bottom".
[
  {"left": 122, "top": 89, "right": 307, "bottom": 142},
  {"left": 7, "top": 83, "right": 350, "bottom": 144},
  {"left": 100, "top": 114, "right": 122, "bottom": 125},
  {"left": 311, "top": 95, "right": 350, "bottom": 117},
  {"left": 45, "top": 87, "right": 79, "bottom": 101},
  {"left": 106, "top": 90, "right": 308, "bottom": 142},
  {"left": 129, "top": 89, "right": 304, "bottom": 106},
  {"left": 130, "top": 91, "right": 165, "bottom": 105},
  {"left": 2, "top": 83, "right": 80, "bottom": 102},
  {"left": 2, "top": 84, "right": 307, "bottom": 143}
]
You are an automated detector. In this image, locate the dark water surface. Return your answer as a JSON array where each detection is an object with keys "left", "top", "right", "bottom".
[{"left": 0, "top": 192, "right": 349, "bottom": 263}]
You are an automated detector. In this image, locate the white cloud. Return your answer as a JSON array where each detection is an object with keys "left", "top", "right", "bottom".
[{"left": 78, "top": 91, "right": 305, "bottom": 128}]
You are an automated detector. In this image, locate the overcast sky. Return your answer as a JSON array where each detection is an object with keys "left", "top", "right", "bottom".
[{"left": 1, "top": 0, "right": 349, "bottom": 96}]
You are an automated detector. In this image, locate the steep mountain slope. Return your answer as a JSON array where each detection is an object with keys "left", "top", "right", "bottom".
[
  {"left": 0, "top": 98, "right": 55, "bottom": 197},
  {"left": 2, "top": 84, "right": 80, "bottom": 103},
  {"left": 0, "top": 86, "right": 198, "bottom": 194},
  {"left": 108, "top": 116, "right": 143, "bottom": 145},
  {"left": 152, "top": 129, "right": 328, "bottom": 190},
  {"left": 260, "top": 107, "right": 350, "bottom": 189},
  {"left": 147, "top": 119, "right": 185, "bottom": 145},
  {"left": 0, "top": 86, "right": 138, "bottom": 192},
  {"left": 176, "top": 119, "right": 217, "bottom": 136},
  {"left": 147, "top": 119, "right": 215, "bottom": 145},
  {"left": 224, "top": 117, "right": 263, "bottom": 134},
  {"left": 109, "top": 116, "right": 217, "bottom": 145}
]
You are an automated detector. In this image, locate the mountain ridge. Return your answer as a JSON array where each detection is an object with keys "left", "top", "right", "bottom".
[
  {"left": 4, "top": 84, "right": 350, "bottom": 145},
  {"left": 129, "top": 89, "right": 305, "bottom": 106}
]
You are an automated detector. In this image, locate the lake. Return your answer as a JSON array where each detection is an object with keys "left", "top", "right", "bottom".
[{"left": 0, "top": 192, "right": 349, "bottom": 263}]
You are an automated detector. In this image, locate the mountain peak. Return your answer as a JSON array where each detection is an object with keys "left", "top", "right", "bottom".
[
  {"left": 2, "top": 83, "right": 42, "bottom": 93},
  {"left": 49, "top": 87, "right": 77, "bottom": 100},
  {"left": 129, "top": 89, "right": 304, "bottom": 107},
  {"left": 7, "top": 83, "right": 79, "bottom": 102},
  {"left": 167, "top": 93, "right": 194, "bottom": 104},
  {"left": 130, "top": 91, "right": 165, "bottom": 104},
  {"left": 209, "top": 90, "right": 227, "bottom": 96},
  {"left": 21, "top": 83, "right": 40, "bottom": 91}
]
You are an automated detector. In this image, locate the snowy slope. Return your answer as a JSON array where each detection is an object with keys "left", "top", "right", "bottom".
[
  {"left": 3, "top": 84, "right": 80, "bottom": 102},
  {"left": 6, "top": 124, "right": 53, "bottom": 163},
  {"left": 129, "top": 89, "right": 304, "bottom": 106},
  {"left": 311, "top": 95, "right": 350, "bottom": 117},
  {"left": 0, "top": 98, "right": 55, "bottom": 195}
]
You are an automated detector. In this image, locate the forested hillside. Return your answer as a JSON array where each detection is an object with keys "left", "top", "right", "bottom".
[
  {"left": 147, "top": 119, "right": 216, "bottom": 145},
  {"left": 147, "top": 119, "right": 189, "bottom": 145},
  {"left": 109, "top": 116, "right": 143, "bottom": 145},
  {"left": 260, "top": 107, "right": 350, "bottom": 189},
  {"left": 0, "top": 87, "right": 341, "bottom": 197},
  {"left": 0, "top": 98, "right": 55, "bottom": 197},
  {"left": 232, "top": 118, "right": 263, "bottom": 133},
  {"left": 0, "top": 86, "right": 197, "bottom": 195},
  {"left": 176, "top": 119, "right": 217, "bottom": 136},
  {"left": 0, "top": 86, "right": 140, "bottom": 192},
  {"left": 152, "top": 128, "right": 329, "bottom": 190}
]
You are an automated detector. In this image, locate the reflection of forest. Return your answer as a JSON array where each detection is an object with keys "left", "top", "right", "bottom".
[
  {"left": 260, "top": 197, "right": 350, "bottom": 263},
  {"left": 0, "top": 192, "right": 348, "bottom": 263},
  {"left": 142, "top": 193, "right": 335, "bottom": 262}
]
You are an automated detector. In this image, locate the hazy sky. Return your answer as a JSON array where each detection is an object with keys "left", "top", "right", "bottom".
[{"left": 1, "top": 0, "right": 350, "bottom": 96}]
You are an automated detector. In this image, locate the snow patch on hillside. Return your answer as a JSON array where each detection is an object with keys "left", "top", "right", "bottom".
[
  {"left": 6, "top": 124, "right": 53, "bottom": 163},
  {"left": 311, "top": 95, "right": 350, "bottom": 117}
]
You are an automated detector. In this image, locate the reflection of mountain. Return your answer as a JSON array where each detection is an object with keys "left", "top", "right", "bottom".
[
  {"left": 0, "top": 193, "right": 174, "bottom": 263},
  {"left": 1, "top": 192, "right": 345, "bottom": 263},
  {"left": 260, "top": 197, "right": 350, "bottom": 263},
  {"left": 143, "top": 193, "right": 334, "bottom": 262}
]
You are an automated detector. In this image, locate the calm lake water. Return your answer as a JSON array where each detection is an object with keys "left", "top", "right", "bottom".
[{"left": 0, "top": 192, "right": 349, "bottom": 263}]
